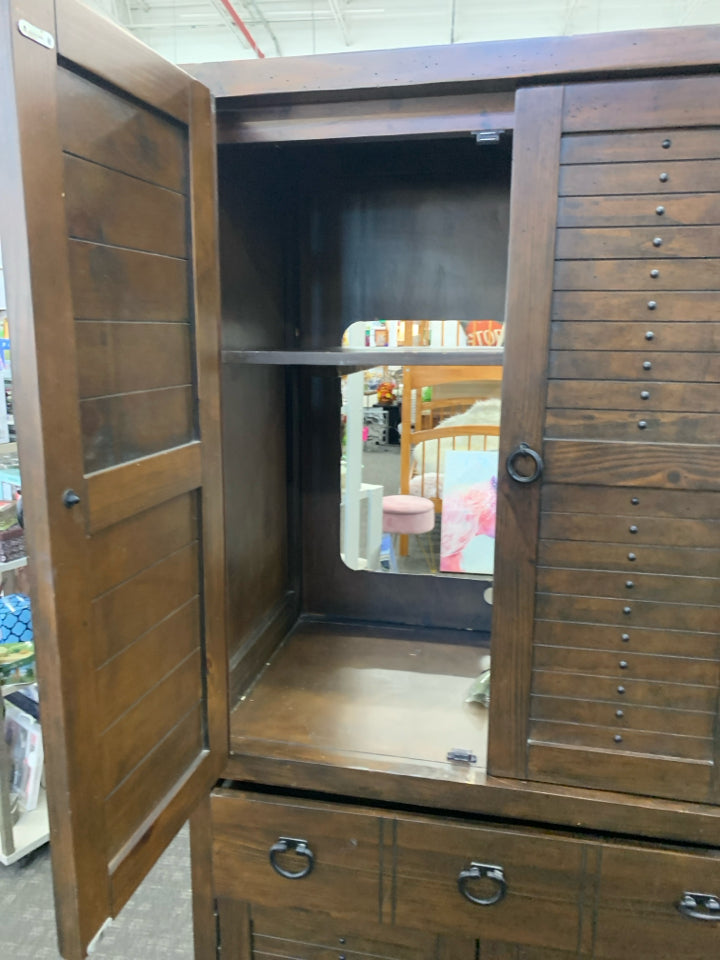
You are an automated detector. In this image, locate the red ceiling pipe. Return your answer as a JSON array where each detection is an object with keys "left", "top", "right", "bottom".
[{"left": 218, "top": 0, "right": 266, "bottom": 58}]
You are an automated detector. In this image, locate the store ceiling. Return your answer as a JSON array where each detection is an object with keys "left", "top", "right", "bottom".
[{"left": 86, "top": 0, "right": 720, "bottom": 64}]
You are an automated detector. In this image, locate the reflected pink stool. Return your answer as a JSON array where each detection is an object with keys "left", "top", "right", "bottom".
[{"left": 381, "top": 495, "right": 435, "bottom": 572}]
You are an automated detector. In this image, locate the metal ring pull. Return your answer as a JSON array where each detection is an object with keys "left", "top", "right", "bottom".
[
  {"left": 677, "top": 892, "right": 720, "bottom": 921},
  {"left": 457, "top": 862, "right": 507, "bottom": 906},
  {"left": 269, "top": 837, "right": 315, "bottom": 879},
  {"left": 506, "top": 443, "right": 543, "bottom": 484}
]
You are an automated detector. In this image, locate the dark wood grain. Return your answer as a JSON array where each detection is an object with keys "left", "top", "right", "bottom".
[
  {"left": 533, "top": 644, "right": 717, "bottom": 685},
  {"left": 532, "top": 670, "right": 717, "bottom": 712},
  {"left": 68, "top": 243, "right": 188, "bottom": 322},
  {"left": 538, "top": 541, "right": 720, "bottom": 578},
  {"left": 546, "top": 380, "right": 720, "bottom": 413},
  {"left": 530, "top": 720, "right": 711, "bottom": 761},
  {"left": 536, "top": 593, "right": 720, "bottom": 633},
  {"left": 528, "top": 742, "right": 712, "bottom": 803},
  {"left": 544, "top": 409, "right": 720, "bottom": 444},
  {"left": 534, "top": 620, "right": 720, "bottom": 659},
  {"left": 554, "top": 258, "right": 720, "bottom": 290},
  {"left": 540, "top": 512, "right": 720, "bottom": 547},
  {"left": 537, "top": 566, "right": 720, "bottom": 606},
  {"left": 556, "top": 193, "right": 720, "bottom": 228},
  {"left": 218, "top": 899, "right": 251, "bottom": 960},
  {"left": 561, "top": 129, "right": 720, "bottom": 164},
  {"left": 549, "top": 351, "right": 720, "bottom": 382},
  {"left": 531, "top": 695, "right": 713, "bottom": 739},
  {"left": 81, "top": 384, "right": 195, "bottom": 473},
  {"left": 56, "top": 65, "right": 187, "bottom": 191},
  {"left": 63, "top": 154, "right": 187, "bottom": 257},
  {"left": 550, "top": 321, "right": 720, "bottom": 353},
  {"left": 543, "top": 441, "right": 720, "bottom": 489},
  {"left": 563, "top": 76, "right": 720, "bottom": 132},
  {"left": 189, "top": 795, "right": 218, "bottom": 960},
  {"left": 556, "top": 225, "right": 720, "bottom": 260},
  {"left": 552, "top": 291, "right": 720, "bottom": 321},
  {"left": 541, "top": 484, "right": 720, "bottom": 519},
  {"left": 488, "top": 85, "right": 564, "bottom": 779},
  {"left": 76, "top": 322, "right": 192, "bottom": 398}
]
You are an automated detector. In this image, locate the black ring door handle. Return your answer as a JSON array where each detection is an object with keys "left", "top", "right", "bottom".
[
  {"left": 677, "top": 893, "right": 720, "bottom": 921},
  {"left": 269, "top": 837, "right": 315, "bottom": 879},
  {"left": 506, "top": 442, "right": 543, "bottom": 484},
  {"left": 458, "top": 862, "right": 507, "bottom": 906}
]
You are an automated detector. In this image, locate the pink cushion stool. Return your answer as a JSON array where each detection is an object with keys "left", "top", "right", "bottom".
[{"left": 382, "top": 495, "right": 435, "bottom": 535}]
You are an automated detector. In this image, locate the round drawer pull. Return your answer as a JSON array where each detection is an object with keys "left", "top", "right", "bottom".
[
  {"left": 643, "top": 361, "right": 652, "bottom": 371},
  {"left": 638, "top": 420, "right": 648, "bottom": 430},
  {"left": 659, "top": 173, "right": 669, "bottom": 183},
  {"left": 650, "top": 269, "right": 660, "bottom": 278},
  {"left": 614, "top": 734, "right": 623, "bottom": 743},
  {"left": 625, "top": 581, "right": 634, "bottom": 589},
  {"left": 662, "top": 139, "right": 671, "bottom": 149},
  {"left": 678, "top": 893, "right": 720, "bottom": 921},
  {"left": 616, "top": 709, "right": 624, "bottom": 718},
  {"left": 458, "top": 862, "right": 507, "bottom": 906},
  {"left": 269, "top": 837, "right": 315, "bottom": 879},
  {"left": 621, "top": 633, "right": 631, "bottom": 641},
  {"left": 629, "top": 525, "right": 638, "bottom": 534},
  {"left": 627, "top": 553, "right": 636, "bottom": 562},
  {"left": 640, "top": 390, "right": 650, "bottom": 400},
  {"left": 645, "top": 331, "right": 654, "bottom": 341},
  {"left": 647, "top": 301, "right": 657, "bottom": 310},
  {"left": 506, "top": 442, "right": 543, "bottom": 484},
  {"left": 631, "top": 497, "right": 640, "bottom": 505},
  {"left": 652, "top": 237, "right": 663, "bottom": 247},
  {"left": 655, "top": 205, "right": 665, "bottom": 215},
  {"left": 617, "top": 685, "right": 626, "bottom": 694}
]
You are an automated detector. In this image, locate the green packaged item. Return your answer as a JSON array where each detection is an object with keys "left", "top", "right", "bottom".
[{"left": 0, "top": 641, "right": 36, "bottom": 684}]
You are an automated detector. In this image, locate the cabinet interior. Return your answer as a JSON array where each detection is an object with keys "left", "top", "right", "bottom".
[{"left": 218, "top": 135, "right": 513, "bottom": 770}]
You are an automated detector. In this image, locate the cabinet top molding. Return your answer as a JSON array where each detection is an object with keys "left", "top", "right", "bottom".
[{"left": 185, "top": 24, "right": 720, "bottom": 103}]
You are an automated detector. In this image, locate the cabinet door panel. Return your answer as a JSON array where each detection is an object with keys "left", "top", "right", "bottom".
[
  {"left": 0, "top": 0, "right": 226, "bottom": 956},
  {"left": 490, "top": 74, "right": 720, "bottom": 805}
]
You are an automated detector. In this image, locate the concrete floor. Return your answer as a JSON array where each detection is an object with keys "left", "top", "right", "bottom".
[{"left": 0, "top": 826, "right": 193, "bottom": 959}]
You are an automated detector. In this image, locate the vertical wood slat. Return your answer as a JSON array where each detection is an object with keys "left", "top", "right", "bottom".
[
  {"left": 488, "top": 85, "right": 565, "bottom": 779},
  {"left": 189, "top": 795, "right": 219, "bottom": 960},
  {"left": 0, "top": 0, "right": 110, "bottom": 954}
]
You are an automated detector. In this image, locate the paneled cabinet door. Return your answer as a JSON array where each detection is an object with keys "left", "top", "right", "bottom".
[
  {"left": 0, "top": 0, "right": 226, "bottom": 957},
  {"left": 490, "top": 75, "right": 720, "bottom": 805}
]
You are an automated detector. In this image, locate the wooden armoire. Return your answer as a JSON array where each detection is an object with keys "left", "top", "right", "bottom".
[{"left": 2, "top": 0, "right": 720, "bottom": 956}]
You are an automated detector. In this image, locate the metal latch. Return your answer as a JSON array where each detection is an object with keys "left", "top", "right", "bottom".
[{"left": 447, "top": 748, "right": 477, "bottom": 764}]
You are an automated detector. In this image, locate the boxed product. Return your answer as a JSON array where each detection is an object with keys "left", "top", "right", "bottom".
[{"left": 3, "top": 699, "right": 43, "bottom": 811}]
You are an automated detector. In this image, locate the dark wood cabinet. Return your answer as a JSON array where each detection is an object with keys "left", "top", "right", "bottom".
[{"left": 2, "top": 1, "right": 720, "bottom": 957}]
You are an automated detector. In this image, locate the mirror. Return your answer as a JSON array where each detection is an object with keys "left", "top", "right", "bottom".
[{"left": 340, "top": 321, "right": 503, "bottom": 577}]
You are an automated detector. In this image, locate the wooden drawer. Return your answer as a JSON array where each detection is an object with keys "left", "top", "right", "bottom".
[
  {"left": 552, "top": 290, "right": 720, "bottom": 321},
  {"left": 532, "top": 670, "right": 717, "bottom": 712},
  {"left": 550, "top": 320, "right": 720, "bottom": 353},
  {"left": 535, "top": 593, "right": 719, "bottom": 633},
  {"left": 594, "top": 844, "right": 720, "bottom": 959},
  {"left": 548, "top": 350, "right": 720, "bottom": 382},
  {"left": 392, "top": 816, "right": 585, "bottom": 951},
  {"left": 211, "top": 791, "right": 383, "bottom": 924},
  {"left": 539, "top": 511, "right": 720, "bottom": 548},
  {"left": 532, "top": 644, "right": 717, "bottom": 686},
  {"left": 557, "top": 192, "right": 720, "bottom": 228},
  {"left": 555, "top": 258, "right": 720, "bottom": 291},
  {"left": 545, "top": 408, "right": 720, "bottom": 444},
  {"left": 531, "top": 694, "right": 713, "bottom": 739},
  {"left": 555, "top": 225, "right": 720, "bottom": 259},
  {"left": 536, "top": 567, "right": 720, "bottom": 606},
  {"left": 546, "top": 379, "right": 720, "bottom": 415},
  {"left": 541, "top": 483, "right": 720, "bottom": 519},
  {"left": 534, "top": 620, "right": 720, "bottom": 659},
  {"left": 560, "top": 129, "right": 720, "bottom": 164},
  {"left": 558, "top": 158, "right": 720, "bottom": 196},
  {"left": 529, "top": 719, "right": 712, "bottom": 761}
]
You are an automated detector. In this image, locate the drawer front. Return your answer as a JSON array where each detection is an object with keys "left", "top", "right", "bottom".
[
  {"left": 548, "top": 351, "right": 720, "bottom": 382},
  {"left": 550, "top": 321, "right": 720, "bottom": 353},
  {"left": 558, "top": 159, "right": 720, "bottom": 196},
  {"left": 552, "top": 290, "right": 720, "bottom": 321},
  {"left": 536, "top": 566, "right": 719, "bottom": 607},
  {"left": 393, "top": 818, "right": 584, "bottom": 951},
  {"left": 557, "top": 193, "right": 720, "bottom": 228},
  {"left": 556, "top": 224, "right": 720, "bottom": 259},
  {"left": 532, "top": 670, "right": 716, "bottom": 712},
  {"left": 531, "top": 695, "right": 713, "bottom": 739},
  {"left": 560, "top": 129, "right": 720, "bottom": 164},
  {"left": 594, "top": 844, "right": 720, "bottom": 959},
  {"left": 555, "top": 258, "right": 720, "bottom": 291},
  {"left": 535, "top": 593, "right": 719, "bottom": 633},
  {"left": 212, "top": 792, "right": 382, "bottom": 923}
]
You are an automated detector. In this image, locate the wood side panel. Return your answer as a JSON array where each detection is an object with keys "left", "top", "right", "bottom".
[
  {"left": 556, "top": 193, "right": 720, "bottom": 228},
  {"left": 556, "top": 225, "right": 720, "bottom": 260},
  {"left": 563, "top": 76, "right": 720, "bottom": 132},
  {"left": 546, "top": 380, "right": 720, "bottom": 414},
  {"left": 552, "top": 291, "right": 720, "bottom": 321},
  {"left": 530, "top": 720, "right": 712, "bottom": 761},
  {"left": 92, "top": 541, "right": 199, "bottom": 665},
  {"left": 76, "top": 322, "right": 192, "bottom": 399},
  {"left": 527, "top": 743, "right": 711, "bottom": 804},
  {"left": 534, "top": 620, "right": 720, "bottom": 659},
  {"left": 189, "top": 795, "right": 218, "bottom": 960},
  {"left": 530, "top": 696, "right": 713, "bottom": 738},
  {"left": 218, "top": 899, "right": 252, "bottom": 960},
  {"left": 101, "top": 650, "right": 202, "bottom": 796},
  {"left": 560, "top": 129, "right": 720, "bottom": 164},
  {"left": 540, "top": 484, "right": 720, "bottom": 519},
  {"left": 63, "top": 154, "right": 187, "bottom": 257},
  {"left": 558, "top": 160, "right": 720, "bottom": 196},
  {"left": 537, "top": 566, "right": 720, "bottom": 606},
  {"left": 56, "top": 0, "right": 189, "bottom": 123},
  {"left": 540, "top": 512, "right": 720, "bottom": 547},
  {"left": 68, "top": 243, "right": 189, "bottom": 322},
  {"left": 96, "top": 598, "right": 200, "bottom": 732},
  {"left": 488, "top": 85, "right": 564, "bottom": 779},
  {"left": 554, "top": 258, "right": 720, "bottom": 290},
  {"left": 81, "top": 385, "right": 195, "bottom": 473},
  {"left": 550, "top": 321, "right": 720, "bottom": 353},
  {"left": 543, "top": 440, "right": 720, "bottom": 489},
  {"left": 56, "top": 66, "right": 187, "bottom": 191},
  {"left": 535, "top": 594, "right": 720, "bottom": 633},
  {"left": 104, "top": 704, "right": 204, "bottom": 861},
  {"left": 532, "top": 644, "right": 718, "bottom": 685},
  {"left": 86, "top": 442, "right": 202, "bottom": 533},
  {"left": 537, "top": 542, "right": 720, "bottom": 578},
  {"left": 532, "top": 670, "right": 717, "bottom": 711},
  {"left": 544, "top": 409, "right": 720, "bottom": 444}
]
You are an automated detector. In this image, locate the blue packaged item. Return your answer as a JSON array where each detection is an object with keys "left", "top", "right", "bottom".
[{"left": 0, "top": 594, "right": 33, "bottom": 644}]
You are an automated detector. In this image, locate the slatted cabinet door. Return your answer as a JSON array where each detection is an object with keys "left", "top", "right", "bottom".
[
  {"left": 490, "top": 76, "right": 720, "bottom": 804},
  {"left": 0, "top": 1, "right": 226, "bottom": 957}
]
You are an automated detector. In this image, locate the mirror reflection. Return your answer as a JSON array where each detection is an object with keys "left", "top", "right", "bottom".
[{"left": 340, "top": 321, "right": 504, "bottom": 577}]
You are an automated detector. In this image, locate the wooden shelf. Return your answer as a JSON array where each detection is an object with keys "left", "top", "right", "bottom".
[
  {"left": 0, "top": 787, "right": 49, "bottom": 866},
  {"left": 222, "top": 347, "right": 504, "bottom": 369},
  {"left": 230, "top": 621, "right": 489, "bottom": 779}
]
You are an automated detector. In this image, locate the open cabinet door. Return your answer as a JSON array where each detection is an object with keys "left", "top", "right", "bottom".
[{"left": 0, "top": 0, "right": 227, "bottom": 956}]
